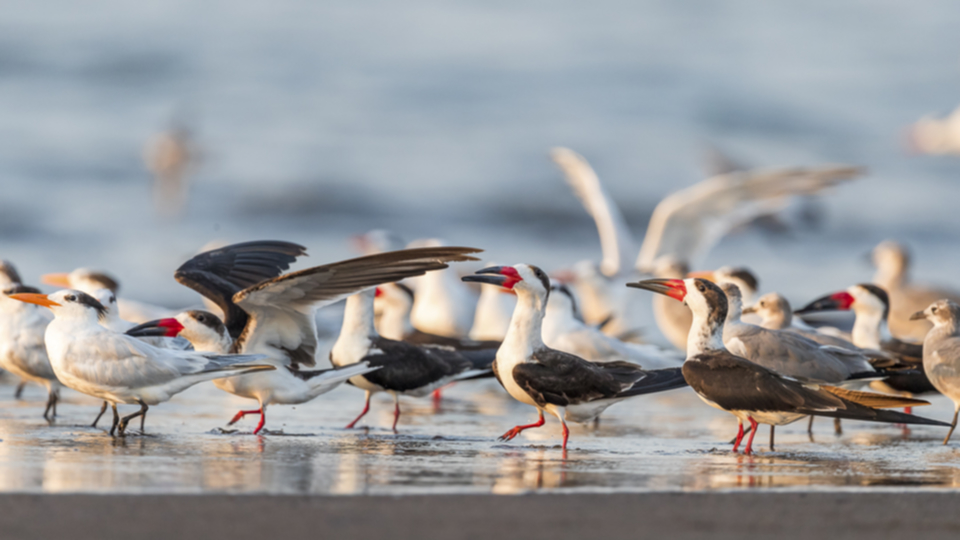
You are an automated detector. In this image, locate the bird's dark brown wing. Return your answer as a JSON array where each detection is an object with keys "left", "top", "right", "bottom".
[
  {"left": 512, "top": 349, "right": 627, "bottom": 408},
  {"left": 360, "top": 337, "right": 473, "bottom": 392},
  {"left": 174, "top": 240, "right": 308, "bottom": 338},
  {"left": 882, "top": 338, "right": 924, "bottom": 365},
  {"left": 684, "top": 350, "right": 948, "bottom": 426}
]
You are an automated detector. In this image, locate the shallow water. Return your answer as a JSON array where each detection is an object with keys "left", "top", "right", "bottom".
[
  {"left": 4, "top": 370, "right": 960, "bottom": 495},
  {"left": 3, "top": 1, "right": 960, "bottom": 495}
]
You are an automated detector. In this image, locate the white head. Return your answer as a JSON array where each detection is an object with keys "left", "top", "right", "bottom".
[
  {"left": 42, "top": 268, "right": 119, "bottom": 296},
  {"left": 629, "top": 277, "right": 728, "bottom": 355},
  {"left": 10, "top": 289, "right": 107, "bottom": 324},
  {"left": 911, "top": 299, "right": 960, "bottom": 332},
  {"left": 463, "top": 264, "right": 551, "bottom": 308},
  {"left": 742, "top": 292, "right": 792, "bottom": 329},
  {"left": 90, "top": 288, "right": 121, "bottom": 322},
  {"left": 871, "top": 240, "right": 909, "bottom": 287},
  {"left": 123, "top": 310, "right": 230, "bottom": 353}
]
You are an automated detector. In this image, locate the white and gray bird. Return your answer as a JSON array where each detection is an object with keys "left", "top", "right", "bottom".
[
  {"left": 0, "top": 283, "right": 60, "bottom": 421},
  {"left": 720, "top": 283, "right": 876, "bottom": 384},
  {"left": 871, "top": 240, "right": 960, "bottom": 342},
  {"left": 551, "top": 147, "right": 858, "bottom": 347},
  {"left": 542, "top": 284, "right": 681, "bottom": 369},
  {"left": 405, "top": 239, "right": 478, "bottom": 338},
  {"left": 12, "top": 289, "right": 274, "bottom": 436},
  {"left": 912, "top": 300, "right": 960, "bottom": 444}
]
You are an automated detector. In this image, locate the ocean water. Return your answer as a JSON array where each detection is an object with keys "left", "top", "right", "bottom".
[{"left": 1, "top": 0, "right": 960, "bottom": 493}]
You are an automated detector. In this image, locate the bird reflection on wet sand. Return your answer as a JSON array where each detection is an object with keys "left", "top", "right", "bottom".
[{"left": 2, "top": 377, "right": 960, "bottom": 494}]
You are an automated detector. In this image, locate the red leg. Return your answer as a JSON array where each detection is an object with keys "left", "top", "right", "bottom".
[
  {"left": 253, "top": 409, "right": 266, "bottom": 434},
  {"left": 560, "top": 421, "right": 569, "bottom": 450},
  {"left": 744, "top": 417, "right": 759, "bottom": 455},
  {"left": 229, "top": 409, "right": 262, "bottom": 426},
  {"left": 499, "top": 411, "right": 546, "bottom": 441},
  {"left": 732, "top": 420, "right": 745, "bottom": 453},
  {"left": 392, "top": 398, "right": 401, "bottom": 433},
  {"left": 432, "top": 388, "right": 442, "bottom": 407},
  {"left": 904, "top": 406, "right": 912, "bottom": 415},
  {"left": 346, "top": 392, "right": 371, "bottom": 429}
]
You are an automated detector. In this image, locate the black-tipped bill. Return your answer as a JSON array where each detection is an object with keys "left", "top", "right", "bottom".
[
  {"left": 627, "top": 278, "right": 687, "bottom": 302},
  {"left": 794, "top": 291, "right": 853, "bottom": 315},
  {"left": 125, "top": 318, "right": 184, "bottom": 338},
  {"left": 461, "top": 266, "right": 521, "bottom": 289},
  {"left": 909, "top": 310, "right": 927, "bottom": 321}
]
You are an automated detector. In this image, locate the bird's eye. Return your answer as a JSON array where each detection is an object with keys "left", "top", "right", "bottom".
[
  {"left": 65, "top": 294, "right": 75, "bottom": 301},
  {"left": 932, "top": 307, "right": 938, "bottom": 313},
  {"left": 196, "top": 315, "right": 205, "bottom": 322},
  {"left": 697, "top": 284, "right": 705, "bottom": 292},
  {"left": 760, "top": 301, "right": 766, "bottom": 307}
]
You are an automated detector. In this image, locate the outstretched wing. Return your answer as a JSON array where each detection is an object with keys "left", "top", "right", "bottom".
[
  {"left": 636, "top": 166, "right": 863, "bottom": 272},
  {"left": 174, "top": 240, "right": 308, "bottom": 338},
  {"left": 233, "top": 247, "right": 482, "bottom": 367},
  {"left": 552, "top": 148, "right": 635, "bottom": 277}
]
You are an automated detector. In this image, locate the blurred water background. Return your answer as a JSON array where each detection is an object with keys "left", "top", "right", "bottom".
[{"left": 2, "top": 0, "right": 960, "bottom": 318}]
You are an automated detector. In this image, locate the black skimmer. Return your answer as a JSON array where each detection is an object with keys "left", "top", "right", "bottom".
[
  {"left": 128, "top": 241, "right": 483, "bottom": 433},
  {"left": 331, "top": 288, "right": 492, "bottom": 432},
  {"left": 911, "top": 300, "right": 960, "bottom": 443},
  {"left": 0, "top": 283, "right": 61, "bottom": 421},
  {"left": 796, "top": 284, "right": 937, "bottom": 412},
  {"left": 12, "top": 289, "right": 274, "bottom": 436},
  {"left": 628, "top": 277, "right": 946, "bottom": 454},
  {"left": 871, "top": 240, "right": 960, "bottom": 341},
  {"left": 463, "top": 265, "right": 688, "bottom": 451},
  {"left": 542, "top": 284, "right": 681, "bottom": 369},
  {"left": 41, "top": 268, "right": 172, "bottom": 323}
]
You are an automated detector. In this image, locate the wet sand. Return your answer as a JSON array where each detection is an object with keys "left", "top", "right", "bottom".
[{"left": 6, "top": 491, "right": 960, "bottom": 540}]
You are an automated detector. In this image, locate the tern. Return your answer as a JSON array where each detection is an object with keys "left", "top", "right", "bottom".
[
  {"left": 911, "top": 300, "right": 960, "bottom": 443},
  {"left": 129, "top": 241, "right": 483, "bottom": 433},
  {"left": 871, "top": 240, "right": 960, "bottom": 342},
  {"left": 0, "top": 283, "right": 60, "bottom": 421},
  {"left": 463, "top": 265, "right": 688, "bottom": 451},
  {"left": 42, "top": 268, "right": 172, "bottom": 323},
  {"left": 331, "top": 289, "right": 492, "bottom": 432},
  {"left": 629, "top": 278, "right": 945, "bottom": 454},
  {"left": 12, "top": 290, "right": 274, "bottom": 436}
]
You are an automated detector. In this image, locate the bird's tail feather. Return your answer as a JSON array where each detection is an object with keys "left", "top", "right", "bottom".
[
  {"left": 822, "top": 385, "right": 930, "bottom": 409},
  {"left": 617, "top": 367, "right": 688, "bottom": 398}
]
